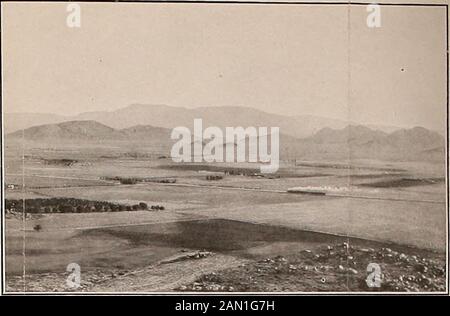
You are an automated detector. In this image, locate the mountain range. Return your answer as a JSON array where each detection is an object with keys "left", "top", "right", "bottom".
[
  {"left": 6, "top": 117, "right": 445, "bottom": 163},
  {"left": 296, "top": 125, "right": 445, "bottom": 162},
  {"left": 5, "top": 104, "right": 404, "bottom": 139}
]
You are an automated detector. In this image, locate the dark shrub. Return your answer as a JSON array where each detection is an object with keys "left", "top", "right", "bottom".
[
  {"left": 60, "top": 204, "right": 73, "bottom": 213},
  {"left": 139, "top": 202, "right": 148, "bottom": 210},
  {"left": 120, "top": 178, "right": 138, "bottom": 185}
]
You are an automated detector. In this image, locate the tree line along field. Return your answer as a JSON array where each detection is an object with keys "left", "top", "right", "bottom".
[{"left": 5, "top": 198, "right": 165, "bottom": 214}]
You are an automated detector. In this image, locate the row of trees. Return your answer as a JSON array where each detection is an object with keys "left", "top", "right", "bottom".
[
  {"left": 5, "top": 198, "right": 164, "bottom": 214},
  {"left": 101, "top": 176, "right": 176, "bottom": 184}
]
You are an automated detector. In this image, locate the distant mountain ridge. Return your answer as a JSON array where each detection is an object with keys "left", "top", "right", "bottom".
[
  {"left": 5, "top": 103, "right": 405, "bottom": 138},
  {"left": 308, "top": 125, "right": 388, "bottom": 145}
]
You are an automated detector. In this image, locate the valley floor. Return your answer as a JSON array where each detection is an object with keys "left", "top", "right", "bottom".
[{"left": 3, "top": 152, "right": 447, "bottom": 293}]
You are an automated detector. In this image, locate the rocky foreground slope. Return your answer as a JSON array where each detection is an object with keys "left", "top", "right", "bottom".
[
  {"left": 178, "top": 243, "right": 446, "bottom": 292},
  {"left": 7, "top": 244, "right": 446, "bottom": 293}
]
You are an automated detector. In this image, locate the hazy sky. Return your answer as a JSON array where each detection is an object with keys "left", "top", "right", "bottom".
[{"left": 2, "top": 2, "right": 447, "bottom": 130}]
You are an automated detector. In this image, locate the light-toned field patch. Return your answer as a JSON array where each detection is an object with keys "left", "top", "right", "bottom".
[{"left": 181, "top": 196, "right": 446, "bottom": 251}]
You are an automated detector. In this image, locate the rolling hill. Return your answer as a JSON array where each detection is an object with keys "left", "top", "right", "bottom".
[
  {"left": 4, "top": 112, "right": 68, "bottom": 134},
  {"left": 7, "top": 120, "right": 171, "bottom": 142},
  {"left": 7, "top": 120, "right": 125, "bottom": 141}
]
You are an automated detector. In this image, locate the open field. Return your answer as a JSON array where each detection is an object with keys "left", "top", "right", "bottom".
[{"left": 4, "top": 145, "right": 447, "bottom": 292}]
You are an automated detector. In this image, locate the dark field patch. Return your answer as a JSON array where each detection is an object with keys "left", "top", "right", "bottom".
[
  {"left": 81, "top": 219, "right": 441, "bottom": 258},
  {"left": 359, "top": 177, "right": 444, "bottom": 188}
]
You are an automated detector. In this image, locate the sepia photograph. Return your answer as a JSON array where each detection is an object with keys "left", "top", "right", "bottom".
[{"left": 0, "top": 0, "right": 448, "bottom": 298}]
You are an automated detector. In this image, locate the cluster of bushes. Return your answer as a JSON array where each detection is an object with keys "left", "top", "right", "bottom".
[
  {"left": 162, "top": 164, "right": 259, "bottom": 175},
  {"left": 206, "top": 175, "right": 223, "bottom": 181},
  {"left": 101, "top": 176, "right": 176, "bottom": 184},
  {"left": 5, "top": 198, "right": 164, "bottom": 214},
  {"left": 119, "top": 178, "right": 138, "bottom": 185},
  {"left": 145, "top": 178, "right": 176, "bottom": 184},
  {"left": 43, "top": 158, "right": 78, "bottom": 166},
  {"left": 101, "top": 176, "right": 141, "bottom": 184}
]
